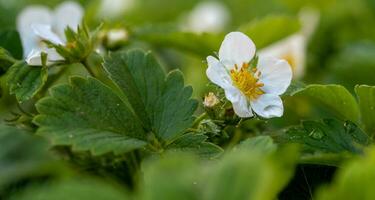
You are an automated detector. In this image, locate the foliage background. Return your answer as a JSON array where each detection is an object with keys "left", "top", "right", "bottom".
[{"left": 1, "top": 0, "right": 375, "bottom": 199}]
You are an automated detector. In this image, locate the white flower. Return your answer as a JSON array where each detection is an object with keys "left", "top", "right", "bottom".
[
  {"left": 17, "top": 1, "right": 83, "bottom": 66},
  {"left": 183, "top": 1, "right": 230, "bottom": 33},
  {"left": 258, "top": 35, "right": 305, "bottom": 79},
  {"left": 258, "top": 9, "right": 319, "bottom": 79},
  {"left": 206, "top": 32, "right": 292, "bottom": 118},
  {"left": 98, "top": 0, "right": 135, "bottom": 19}
]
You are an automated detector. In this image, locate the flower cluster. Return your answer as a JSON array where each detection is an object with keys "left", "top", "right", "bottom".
[{"left": 17, "top": 1, "right": 83, "bottom": 66}]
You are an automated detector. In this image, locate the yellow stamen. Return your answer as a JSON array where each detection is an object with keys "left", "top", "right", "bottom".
[
  {"left": 230, "top": 63, "right": 264, "bottom": 100},
  {"left": 66, "top": 41, "right": 77, "bottom": 49}
]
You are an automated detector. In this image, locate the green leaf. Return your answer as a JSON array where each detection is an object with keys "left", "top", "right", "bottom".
[
  {"left": 355, "top": 85, "right": 375, "bottom": 137},
  {"left": 316, "top": 147, "right": 375, "bottom": 200},
  {"left": 0, "top": 29, "right": 23, "bottom": 59},
  {"left": 282, "top": 80, "right": 306, "bottom": 97},
  {"left": 203, "top": 146, "right": 299, "bottom": 200},
  {"left": 235, "top": 136, "right": 277, "bottom": 154},
  {"left": 10, "top": 178, "right": 130, "bottom": 200},
  {"left": 0, "top": 47, "right": 16, "bottom": 74},
  {"left": 293, "top": 84, "right": 360, "bottom": 123},
  {"left": 34, "top": 76, "right": 147, "bottom": 156},
  {"left": 279, "top": 119, "right": 370, "bottom": 154},
  {"left": 167, "top": 133, "right": 223, "bottom": 159},
  {"left": 134, "top": 26, "right": 222, "bottom": 57},
  {"left": 0, "top": 124, "right": 56, "bottom": 191},
  {"left": 104, "top": 49, "right": 198, "bottom": 141},
  {"left": 140, "top": 146, "right": 299, "bottom": 200},
  {"left": 240, "top": 15, "right": 301, "bottom": 49},
  {"left": 140, "top": 153, "right": 201, "bottom": 200},
  {"left": 7, "top": 61, "right": 47, "bottom": 103}
]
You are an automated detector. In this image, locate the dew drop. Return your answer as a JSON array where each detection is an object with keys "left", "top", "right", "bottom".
[{"left": 308, "top": 129, "right": 325, "bottom": 140}]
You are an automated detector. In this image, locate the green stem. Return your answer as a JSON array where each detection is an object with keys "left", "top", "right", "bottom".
[
  {"left": 227, "top": 129, "right": 243, "bottom": 149},
  {"left": 127, "top": 151, "right": 140, "bottom": 185},
  {"left": 192, "top": 112, "right": 208, "bottom": 128},
  {"left": 81, "top": 59, "right": 96, "bottom": 77},
  {"left": 39, "top": 66, "right": 68, "bottom": 97}
]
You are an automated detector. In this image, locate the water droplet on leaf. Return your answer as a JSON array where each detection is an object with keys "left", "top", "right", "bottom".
[{"left": 308, "top": 129, "right": 325, "bottom": 139}]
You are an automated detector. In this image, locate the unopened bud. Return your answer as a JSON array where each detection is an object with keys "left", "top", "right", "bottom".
[
  {"left": 106, "top": 28, "right": 128, "bottom": 47},
  {"left": 203, "top": 92, "right": 219, "bottom": 108}
]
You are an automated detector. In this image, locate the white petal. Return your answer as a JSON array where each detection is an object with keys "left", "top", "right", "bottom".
[
  {"left": 257, "top": 56, "right": 292, "bottom": 95},
  {"left": 25, "top": 48, "right": 63, "bottom": 66},
  {"left": 223, "top": 85, "right": 242, "bottom": 103},
  {"left": 218, "top": 32, "right": 256, "bottom": 70},
  {"left": 206, "top": 56, "right": 232, "bottom": 89},
  {"left": 26, "top": 49, "right": 43, "bottom": 66},
  {"left": 31, "top": 24, "right": 64, "bottom": 45},
  {"left": 54, "top": 1, "right": 84, "bottom": 37},
  {"left": 232, "top": 95, "right": 253, "bottom": 118},
  {"left": 250, "top": 94, "right": 283, "bottom": 118},
  {"left": 16, "top": 5, "right": 53, "bottom": 57},
  {"left": 44, "top": 48, "right": 64, "bottom": 62}
]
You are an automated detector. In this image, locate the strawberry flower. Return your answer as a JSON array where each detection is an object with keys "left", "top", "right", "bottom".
[
  {"left": 183, "top": 1, "right": 230, "bottom": 33},
  {"left": 206, "top": 32, "right": 292, "bottom": 118},
  {"left": 17, "top": 1, "right": 83, "bottom": 66}
]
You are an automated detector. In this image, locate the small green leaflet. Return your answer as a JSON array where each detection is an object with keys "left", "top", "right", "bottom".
[{"left": 7, "top": 61, "right": 47, "bottom": 103}]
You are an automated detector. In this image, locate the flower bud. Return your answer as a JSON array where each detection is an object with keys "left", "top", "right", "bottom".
[
  {"left": 106, "top": 28, "right": 129, "bottom": 48},
  {"left": 203, "top": 92, "right": 220, "bottom": 108}
]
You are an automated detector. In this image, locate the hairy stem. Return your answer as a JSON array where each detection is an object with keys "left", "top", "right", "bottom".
[{"left": 192, "top": 112, "right": 208, "bottom": 128}]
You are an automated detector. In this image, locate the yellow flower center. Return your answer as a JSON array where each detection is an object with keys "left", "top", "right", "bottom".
[{"left": 230, "top": 63, "right": 264, "bottom": 100}]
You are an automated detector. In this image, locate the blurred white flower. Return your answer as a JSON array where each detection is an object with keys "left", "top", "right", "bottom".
[
  {"left": 258, "top": 35, "right": 305, "bottom": 79},
  {"left": 98, "top": 0, "right": 135, "bottom": 19},
  {"left": 106, "top": 28, "right": 128, "bottom": 46},
  {"left": 17, "top": 1, "right": 83, "bottom": 66},
  {"left": 206, "top": 32, "right": 292, "bottom": 118},
  {"left": 258, "top": 9, "right": 319, "bottom": 79},
  {"left": 183, "top": 1, "right": 230, "bottom": 33}
]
